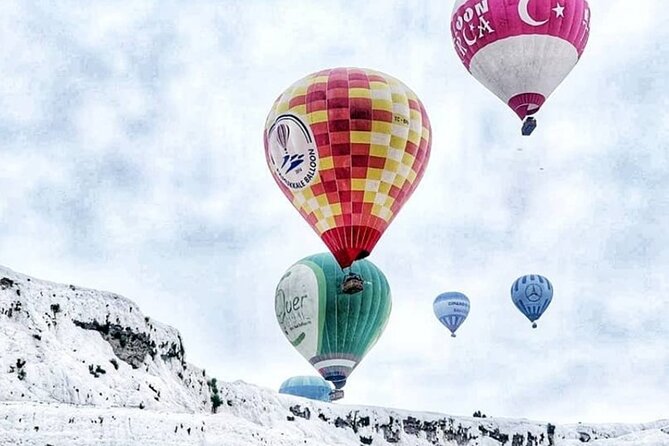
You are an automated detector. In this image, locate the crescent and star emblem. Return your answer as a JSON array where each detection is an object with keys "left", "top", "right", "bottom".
[{"left": 518, "top": 0, "right": 566, "bottom": 27}]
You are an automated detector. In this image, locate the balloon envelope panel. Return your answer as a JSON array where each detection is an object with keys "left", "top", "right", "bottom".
[
  {"left": 433, "top": 292, "right": 470, "bottom": 335},
  {"left": 264, "top": 68, "right": 431, "bottom": 268},
  {"left": 279, "top": 376, "right": 333, "bottom": 402},
  {"left": 275, "top": 253, "right": 392, "bottom": 388},
  {"left": 510, "top": 274, "right": 553, "bottom": 323},
  {"left": 451, "top": 0, "right": 591, "bottom": 119}
]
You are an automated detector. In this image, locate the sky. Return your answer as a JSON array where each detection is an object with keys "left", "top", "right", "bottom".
[{"left": 0, "top": 0, "right": 667, "bottom": 425}]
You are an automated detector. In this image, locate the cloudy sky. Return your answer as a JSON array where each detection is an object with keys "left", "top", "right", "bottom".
[{"left": 0, "top": 0, "right": 667, "bottom": 424}]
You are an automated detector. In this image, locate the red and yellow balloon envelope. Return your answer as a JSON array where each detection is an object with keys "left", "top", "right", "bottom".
[{"left": 264, "top": 68, "right": 431, "bottom": 269}]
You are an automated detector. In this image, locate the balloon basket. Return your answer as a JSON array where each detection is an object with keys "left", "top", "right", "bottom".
[
  {"left": 522, "top": 117, "right": 537, "bottom": 136},
  {"left": 532, "top": 322, "right": 537, "bottom": 329},
  {"left": 341, "top": 273, "right": 364, "bottom": 294},
  {"left": 329, "top": 389, "right": 344, "bottom": 401},
  {"left": 451, "top": 333, "right": 456, "bottom": 338}
]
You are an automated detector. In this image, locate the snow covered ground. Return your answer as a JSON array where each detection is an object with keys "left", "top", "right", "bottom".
[
  {"left": 0, "top": 264, "right": 667, "bottom": 445},
  {"left": 1, "top": 397, "right": 668, "bottom": 446}
]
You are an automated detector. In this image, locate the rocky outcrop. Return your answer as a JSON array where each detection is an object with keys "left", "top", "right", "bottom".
[
  {"left": 0, "top": 267, "right": 214, "bottom": 413},
  {"left": 72, "top": 319, "right": 156, "bottom": 369}
]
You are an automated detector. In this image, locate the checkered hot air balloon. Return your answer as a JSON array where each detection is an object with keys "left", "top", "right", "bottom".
[
  {"left": 275, "top": 253, "right": 391, "bottom": 394},
  {"left": 264, "top": 68, "right": 431, "bottom": 270},
  {"left": 433, "top": 292, "right": 470, "bottom": 338},
  {"left": 451, "top": 0, "right": 591, "bottom": 135}
]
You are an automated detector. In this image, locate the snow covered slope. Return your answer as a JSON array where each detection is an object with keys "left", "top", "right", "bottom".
[
  {"left": 0, "top": 265, "right": 667, "bottom": 445},
  {"left": 0, "top": 265, "right": 213, "bottom": 413}
]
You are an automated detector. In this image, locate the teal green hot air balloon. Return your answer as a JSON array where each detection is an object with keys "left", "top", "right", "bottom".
[{"left": 275, "top": 253, "right": 392, "bottom": 393}]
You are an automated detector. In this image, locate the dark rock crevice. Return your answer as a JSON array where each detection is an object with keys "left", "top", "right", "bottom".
[
  {"left": 289, "top": 405, "right": 311, "bottom": 420},
  {"left": 72, "top": 319, "right": 156, "bottom": 369},
  {"left": 0, "top": 277, "right": 15, "bottom": 289}
]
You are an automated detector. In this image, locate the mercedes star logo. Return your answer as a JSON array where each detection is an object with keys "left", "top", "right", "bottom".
[{"left": 525, "top": 283, "right": 543, "bottom": 302}]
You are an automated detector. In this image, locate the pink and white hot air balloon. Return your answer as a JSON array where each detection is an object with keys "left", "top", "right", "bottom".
[{"left": 451, "top": 0, "right": 591, "bottom": 135}]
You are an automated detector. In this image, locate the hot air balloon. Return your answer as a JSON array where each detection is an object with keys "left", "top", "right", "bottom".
[
  {"left": 264, "top": 68, "right": 431, "bottom": 292},
  {"left": 450, "top": 0, "right": 591, "bottom": 135},
  {"left": 279, "top": 376, "right": 335, "bottom": 402},
  {"left": 275, "top": 252, "right": 391, "bottom": 395},
  {"left": 511, "top": 274, "right": 553, "bottom": 328},
  {"left": 433, "top": 292, "right": 470, "bottom": 337}
]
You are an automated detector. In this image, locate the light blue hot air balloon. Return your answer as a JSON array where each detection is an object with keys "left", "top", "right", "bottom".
[
  {"left": 511, "top": 274, "right": 553, "bottom": 328},
  {"left": 279, "top": 376, "right": 333, "bottom": 402},
  {"left": 433, "top": 292, "right": 470, "bottom": 338}
]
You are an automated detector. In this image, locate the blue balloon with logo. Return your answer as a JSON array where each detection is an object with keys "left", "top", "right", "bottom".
[
  {"left": 279, "top": 376, "right": 333, "bottom": 402},
  {"left": 433, "top": 292, "right": 470, "bottom": 338},
  {"left": 511, "top": 274, "right": 553, "bottom": 328}
]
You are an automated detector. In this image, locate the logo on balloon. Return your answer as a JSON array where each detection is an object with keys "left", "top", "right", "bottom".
[
  {"left": 275, "top": 281, "right": 312, "bottom": 347},
  {"left": 267, "top": 114, "right": 319, "bottom": 190},
  {"left": 524, "top": 283, "right": 543, "bottom": 302}
]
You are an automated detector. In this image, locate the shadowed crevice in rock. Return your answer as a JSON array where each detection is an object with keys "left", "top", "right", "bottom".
[{"left": 72, "top": 319, "right": 156, "bottom": 369}]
